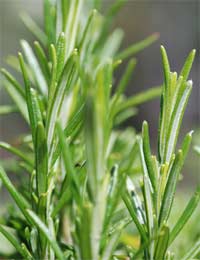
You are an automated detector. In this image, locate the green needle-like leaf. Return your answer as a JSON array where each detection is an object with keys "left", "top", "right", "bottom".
[
  {"left": 138, "top": 136, "right": 154, "bottom": 237},
  {"left": 180, "top": 131, "right": 193, "bottom": 165},
  {"left": 94, "top": 0, "right": 126, "bottom": 51},
  {"left": 4, "top": 81, "right": 29, "bottom": 122},
  {"left": 21, "top": 40, "right": 48, "bottom": 95},
  {"left": 122, "top": 188, "right": 147, "bottom": 243},
  {"left": 111, "top": 58, "right": 136, "bottom": 116},
  {"left": 169, "top": 187, "right": 200, "bottom": 245},
  {"left": 159, "top": 150, "right": 183, "bottom": 225},
  {"left": 48, "top": 44, "right": 57, "bottom": 105},
  {"left": 103, "top": 165, "right": 125, "bottom": 232},
  {"left": 19, "top": 52, "right": 43, "bottom": 143},
  {"left": 26, "top": 209, "right": 65, "bottom": 260},
  {"left": 0, "top": 165, "right": 31, "bottom": 222},
  {"left": 51, "top": 104, "right": 84, "bottom": 166},
  {"left": 44, "top": 0, "right": 56, "bottom": 44},
  {"left": 21, "top": 12, "right": 48, "bottom": 46},
  {"left": 142, "top": 121, "right": 157, "bottom": 192},
  {"left": 180, "top": 49, "right": 196, "bottom": 81},
  {"left": 84, "top": 92, "right": 97, "bottom": 196},
  {"left": 194, "top": 145, "right": 200, "bottom": 155},
  {"left": 101, "top": 29, "right": 124, "bottom": 60},
  {"left": 57, "top": 122, "right": 80, "bottom": 193},
  {"left": 76, "top": 203, "right": 92, "bottom": 260},
  {"left": 0, "top": 141, "right": 33, "bottom": 166},
  {"left": 35, "top": 122, "right": 48, "bottom": 244},
  {"left": 182, "top": 239, "right": 200, "bottom": 260},
  {"left": 52, "top": 122, "right": 80, "bottom": 217},
  {"left": 51, "top": 189, "right": 71, "bottom": 218},
  {"left": 79, "top": 9, "right": 97, "bottom": 51},
  {"left": 116, "top": 33, "right": 159, "bottom": 60},
  {"left": 126, "top": 177, "right": 146, "bottom": 225},
  {"left": 1, "top": 68, "right": 25, "bottom": 97},
  {"left": 0, "top": 225, "right": 33, "bottom": 260},
  {"left": 34, "top": 41, "right": 50, "bottom": 83},
  {"left": 154, "top": 225, "right": 169, "bottom": 260},
  {"left": 35, "top": 122, "right": 48, "bottom": 256},
  {"left": 65, "top": 0, "right": 83, "bottom": 58},
  {"left": 164, "top": 80, "right": 192, "bottom": 163},
  {"left": 47, "top": 50, "right": 77, "bottom": 157},
  {"left": 35, "top": 122, "right": 48, "bottom": 196},
  {"left": 101, "top": 230, "right": 121, "bottom": 260},
  {"left": 116, "top": 86, "right": 161, "bottom": 114},
  {"left": 56, "top": 32, "right": 66, "bottom": 80},
  {"left": 160, "top": 45, "right": 170, "bottom": 86},
  {"left": 0, "top": 105, "right": 17, "bottom": 115}
]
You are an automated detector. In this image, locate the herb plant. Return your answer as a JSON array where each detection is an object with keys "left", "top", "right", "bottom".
[{"left": 0, "top": 0, "right": 199, "bottom": 259}]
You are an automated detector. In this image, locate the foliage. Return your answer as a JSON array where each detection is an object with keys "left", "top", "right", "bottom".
[{"left": 0, "top": 0, "right": 199, "bottom": 259}]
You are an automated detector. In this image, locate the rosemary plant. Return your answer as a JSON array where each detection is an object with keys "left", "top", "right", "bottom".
[
  {"left": 123, "top": 46, "right": 200, "bottom": 259},
  {"left": 0, "top": 0, "right": 199, "bottom": 259}
]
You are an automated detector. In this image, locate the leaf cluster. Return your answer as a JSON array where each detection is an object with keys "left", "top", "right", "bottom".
[{"left": 0, "top": 0, "right": 199, "bottom": 259}]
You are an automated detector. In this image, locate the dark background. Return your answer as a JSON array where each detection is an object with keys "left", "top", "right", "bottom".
[{"left": 0, "top": 0, "right": 199, "bottom": 184}]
